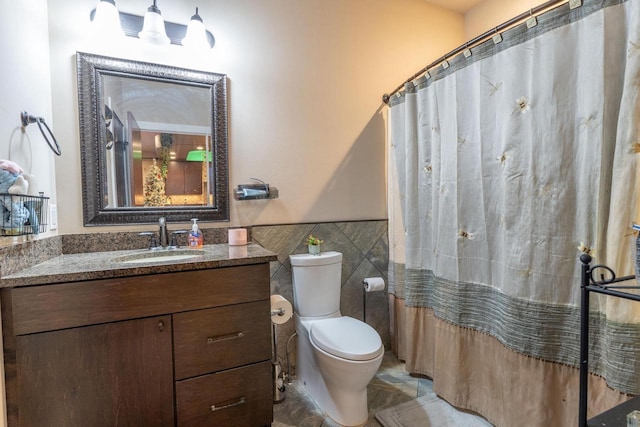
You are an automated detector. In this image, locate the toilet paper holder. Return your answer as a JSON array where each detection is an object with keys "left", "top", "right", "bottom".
[
  {"left": 271, "top": 308, "right": 286, "bottom": 317},
  {"left": 362, "top": 277, "right": 386, "bottom": 324},
  {"left": 270, "top": 294, "right": 291, "bottom": 404}
]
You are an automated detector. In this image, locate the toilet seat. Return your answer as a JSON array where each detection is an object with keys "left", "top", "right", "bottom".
[{"left": 310, "top": 316, "right": 383, "bottom": 361}]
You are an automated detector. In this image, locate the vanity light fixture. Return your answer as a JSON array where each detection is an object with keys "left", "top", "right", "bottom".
[
  {"left": 182, "top": 8, "right": 210, "bottom": 50},
  {"left": 93, "top": 0, "right": 124, "bottom": 39},
  {"left": 138, "top": 0, "right": 170, "bottom": 45},
  {"left": 90, "top": 0, "right": 215, "bottom": 49},
  {"left": 91, "top": 0, "right": 125, "bottom": 39}
]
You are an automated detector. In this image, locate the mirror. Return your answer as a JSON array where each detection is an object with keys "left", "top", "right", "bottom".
[{"left": 76, "top": 52, "right": 228, "bottom": 225}]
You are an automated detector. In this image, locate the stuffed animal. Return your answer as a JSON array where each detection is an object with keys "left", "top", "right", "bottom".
[
  {"left": 0, "top": 163, "right": 31, "bottom": 234},
  {"left": 0, "top": 159, "right": 23, "bottom": 175}
]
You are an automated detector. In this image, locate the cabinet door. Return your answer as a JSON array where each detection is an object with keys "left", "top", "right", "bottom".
[
  {"left": 166, "top": 161, "right": 203, "bottom": 196},
  {"left": 15, "top": 316, "right": 174, "bottom": 427},
  {"left": 184, "top": 161, "right": 203, "bottom": 194},
  {"left": 165, "top": 161, "right": 186, "bottom": 195}
]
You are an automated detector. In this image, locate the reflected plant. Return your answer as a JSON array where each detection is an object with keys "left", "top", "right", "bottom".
[{"left": 159, "top": 133, "right": 173, "bottom": 179}]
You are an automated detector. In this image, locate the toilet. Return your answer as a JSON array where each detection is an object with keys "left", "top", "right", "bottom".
[{"left": 290, "top": 251, "right": 384, "bottom": 426}]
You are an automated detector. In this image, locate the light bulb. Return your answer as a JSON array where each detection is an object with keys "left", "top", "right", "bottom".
[
  {"left": 138, "top": 0, "right": 170, "bottom": 45},
  {"left": 92, "top": 0, "right": 125, "bottom": 39},
  {"left": 182, "top": 7, "right": 211, "bottom": 50}
]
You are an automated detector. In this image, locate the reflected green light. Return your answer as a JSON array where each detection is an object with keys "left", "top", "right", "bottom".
[{"left": 186, "top": 150, "right": 212, "bottom": 162}]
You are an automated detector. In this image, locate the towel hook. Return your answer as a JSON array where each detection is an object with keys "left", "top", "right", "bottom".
[{"left": 20, "top": 111, "right": 61, "bottom": 156}]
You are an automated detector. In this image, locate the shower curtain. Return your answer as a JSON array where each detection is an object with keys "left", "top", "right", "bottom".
[{"left": 387, "top": 0, "right": 640, "bottom": 425}]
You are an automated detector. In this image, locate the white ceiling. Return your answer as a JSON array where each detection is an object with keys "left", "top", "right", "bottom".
[{"left": 425, "top": 0, "right": 486, "bottom": 13}]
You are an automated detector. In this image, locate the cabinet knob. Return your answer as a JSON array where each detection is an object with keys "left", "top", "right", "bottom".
[{"left": 158, "top": 320, "right": 165, "bottom": 332}]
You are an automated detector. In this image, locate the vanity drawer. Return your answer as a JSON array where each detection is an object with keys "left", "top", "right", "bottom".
[
  {"left": 7, "top": 264, "right": 270, "bottom": 335},
  {"left": 176, "top": 360, "right": 272, "bottom": 427},
  {"left": 173, "top": 300, "right": 271, "bottom": 380}
]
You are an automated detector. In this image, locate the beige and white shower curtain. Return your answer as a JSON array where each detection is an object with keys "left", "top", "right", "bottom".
[{"left": 387, "top": 0, "right": 640, "bottom": 425}]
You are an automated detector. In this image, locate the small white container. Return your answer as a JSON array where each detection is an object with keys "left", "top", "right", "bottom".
[{"left": 228, "top": 228, "right": 247, "bottom": 246}]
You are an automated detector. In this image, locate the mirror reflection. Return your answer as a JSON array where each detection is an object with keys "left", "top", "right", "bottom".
[
  {"left": 103, "top": 75, "right": 212, "bottom": 208},
  {"left": 77, "top": 52, "right": 228, "bottom": 225}
]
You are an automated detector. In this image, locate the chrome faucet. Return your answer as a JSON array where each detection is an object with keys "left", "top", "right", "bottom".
[
  {"left": 158, "top": 217, "right": 169, "bottom": 248},
  {"left": 139, "top": 218, "right": 186, "bottom": 250}
]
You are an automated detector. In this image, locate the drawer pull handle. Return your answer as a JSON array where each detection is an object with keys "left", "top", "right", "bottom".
[
  {"left": 206, "top": 331, "right": 245, "bottom": 344},
  {"left": 210, "top": 396, "right": 246, "bottom": 413}
]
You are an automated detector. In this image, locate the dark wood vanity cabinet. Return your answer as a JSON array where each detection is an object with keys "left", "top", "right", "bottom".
[
  {"left": 16, "top": 316, "right": 174, "bottom": 427},
  {"left": 1, "top": 263, "right": 273, "bottom": 427}
]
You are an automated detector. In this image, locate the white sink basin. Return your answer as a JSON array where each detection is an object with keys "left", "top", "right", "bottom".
[{"left": 113, "top": 249, "right": 204, "bottom": 264}]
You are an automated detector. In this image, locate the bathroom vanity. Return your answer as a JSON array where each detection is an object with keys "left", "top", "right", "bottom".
[{"left": 0, "top": 244, "right": 276, "bottom": 427}]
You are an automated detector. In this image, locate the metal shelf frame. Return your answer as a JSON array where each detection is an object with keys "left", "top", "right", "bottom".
[{"left": 579, "top": 253, "right": 639, "bottom": 427}]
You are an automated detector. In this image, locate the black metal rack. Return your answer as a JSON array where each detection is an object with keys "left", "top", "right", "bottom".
[
  {"left": 0, "top": 193, "right": 49, "bottom": 236},
  {"left": 579, "top": 253, "right": 640, "bottom": 426}
]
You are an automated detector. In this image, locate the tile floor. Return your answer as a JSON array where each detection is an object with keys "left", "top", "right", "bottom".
[{"left": 272, "top": 351, "right": 492, "bottom": 427}]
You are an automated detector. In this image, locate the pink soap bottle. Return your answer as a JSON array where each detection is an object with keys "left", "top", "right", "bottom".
[{"left": 188, "top": 218, "right": 203, "bottom": 249}]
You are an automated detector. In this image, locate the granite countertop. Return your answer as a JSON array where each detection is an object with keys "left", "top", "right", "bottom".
[{"left": 1, "top": 243, "right": 277, "bottom": 288}]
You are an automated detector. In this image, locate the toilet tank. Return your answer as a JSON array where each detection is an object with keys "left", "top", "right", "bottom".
[{"left": 290, "top": 251, "right": 342, "bottom": 317}]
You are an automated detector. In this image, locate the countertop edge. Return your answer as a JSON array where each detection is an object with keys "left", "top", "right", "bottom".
[{"left": 1, "top": 243, "right": 277, "bottom": 288}]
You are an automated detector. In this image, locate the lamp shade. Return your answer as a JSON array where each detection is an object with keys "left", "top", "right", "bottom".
[
  {"left": 92, "top": 0, "right": 125, "bottom": 39},
  {"left": 138, "top": 0, "right": 170, "bottom": 45},
  {"left": 186, "top": 150, "right": 212, "bottom": 162},
  {"left": 182, "top": 7, "right": 210, "bottom": 50}
]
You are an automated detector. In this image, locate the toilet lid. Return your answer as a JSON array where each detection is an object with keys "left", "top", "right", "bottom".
[{"left": 310, "top": 317, "right": 383, "bottom": 361}]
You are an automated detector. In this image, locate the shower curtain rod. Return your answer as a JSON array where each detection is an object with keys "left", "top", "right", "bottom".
[{"left": 382, "top": 0, "right": 570, "bottom": 104}]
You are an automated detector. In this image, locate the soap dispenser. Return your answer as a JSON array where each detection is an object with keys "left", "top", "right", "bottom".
[{"left": 188, "top": 218, "right": 203, "bottom": 249}]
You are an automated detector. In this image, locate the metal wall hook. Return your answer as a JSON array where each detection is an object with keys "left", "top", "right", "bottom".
[
  {"left": 20, "top": 111, "right": 38, "bottom": 127},
  {"left": 19, "top": 111, "right": 61, "bottom": 156}
]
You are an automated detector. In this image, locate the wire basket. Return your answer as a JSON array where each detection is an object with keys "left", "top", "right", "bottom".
[{"left": 0, "top": 193, "right": 49, "bottom": 236}]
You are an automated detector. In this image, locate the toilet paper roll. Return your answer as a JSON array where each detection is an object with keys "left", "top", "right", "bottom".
[
  {"left": 270, "top": 294, "right": 293, "bottom": 325},
  {"left": 363, "top": 277, "right": 385, "bottom": 292}
]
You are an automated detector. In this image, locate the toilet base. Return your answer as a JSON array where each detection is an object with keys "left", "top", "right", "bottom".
[
  {"left": 315, "top": 382, "right": 368, "bottom": 426},
  {"left": 295, "top": 316, "right": 382, "bottom": 427}
]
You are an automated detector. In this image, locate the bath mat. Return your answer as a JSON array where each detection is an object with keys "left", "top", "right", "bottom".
[{"left": 375, "top": 394, "right": 493, "bottom": 427}]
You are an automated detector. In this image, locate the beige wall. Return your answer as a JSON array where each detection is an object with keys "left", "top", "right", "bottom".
[
  {"left": 45, "top": 0, "right": 464, "bottom": 234},
  {"left": 465, "top": 0, "right": 549, "bottom": 40},
  {"left": 1, "top": 0, "right": 553, "bottom": 237}
]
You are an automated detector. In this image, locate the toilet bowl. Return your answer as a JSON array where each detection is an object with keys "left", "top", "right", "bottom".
[
  {"left": 290, "top": 252, "right": 384, "bottom": 426},
  {"left": 298, "top": 315, "right": 384, "bottom": 426}
]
